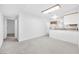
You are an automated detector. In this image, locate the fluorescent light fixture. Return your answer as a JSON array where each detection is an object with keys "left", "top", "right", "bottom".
[{"left": 42, "top": 4, "right": 61, "bottom": 14}]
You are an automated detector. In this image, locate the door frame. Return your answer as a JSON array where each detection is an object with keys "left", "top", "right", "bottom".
[{"left": 3, "top": 15, "right": 18, "bottom": 40}]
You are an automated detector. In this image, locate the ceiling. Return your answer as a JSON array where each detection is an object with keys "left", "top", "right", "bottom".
[{"left": 0, "top": 4, "right": 79, "bottom": 19}]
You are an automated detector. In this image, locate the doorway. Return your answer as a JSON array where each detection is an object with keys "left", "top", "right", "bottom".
[
  {"left": 3, "top": 16, "right": 18, "bottom": 41},
  {"left": 7, "top": 19, "right": 15, "bottom": 38}
]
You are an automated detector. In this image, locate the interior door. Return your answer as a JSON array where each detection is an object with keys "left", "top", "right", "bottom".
[{"left": 0, "top": 13, "right": 3, "bottom": 48}]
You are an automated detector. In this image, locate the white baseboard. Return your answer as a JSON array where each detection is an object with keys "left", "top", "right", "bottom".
[{"left": 18, "top": 33, "right": 48, "bottom": 42}]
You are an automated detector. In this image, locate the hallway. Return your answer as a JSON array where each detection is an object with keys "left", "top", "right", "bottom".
[{"left": 0, "top": 36, "right": 79, "bottom": 54}]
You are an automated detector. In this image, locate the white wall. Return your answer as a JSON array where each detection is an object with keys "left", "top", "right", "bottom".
[
  {"left": 0, "top": 13, "right": 3, "bottom": 48},
  {"left": 3, "top": 17, "right": 7, "bottom": 39},
  {"left": 18, "top": 13, "right": 48, "bottom": 41}
]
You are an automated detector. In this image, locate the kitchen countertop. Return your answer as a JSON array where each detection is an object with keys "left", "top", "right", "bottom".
[{"left": 49, "top": 28, "right": 79, "bottom": 32}]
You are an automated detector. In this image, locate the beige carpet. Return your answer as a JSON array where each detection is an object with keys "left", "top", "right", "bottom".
[{"left": 0, "top": 36, "right": 79, "bottom": 54}]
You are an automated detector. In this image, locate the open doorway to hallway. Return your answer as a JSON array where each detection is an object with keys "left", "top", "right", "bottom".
[
  {"left": 7, "top": 19, "right": 15, "bottom": 38},
  {"left": 3, "top": 16, "right": 18, "bottom": 41}
]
